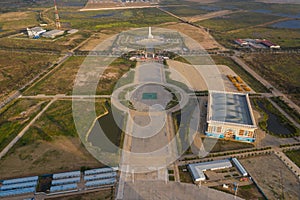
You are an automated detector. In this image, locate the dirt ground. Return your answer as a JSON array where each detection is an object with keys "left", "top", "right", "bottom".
[
  {"left": 184, "top": 10, "right": 237, "bottom": 23},
  {"left": 162, "top": 22, "right": 226, "bottom": 50},
  {"left": 167, "top": 60, "right": 208, "bottom": 91},
  {"left": 240, "top": 154, "right": 300, "bottom": 200},
  {"left": 255, "top": 0, "right": 300, "bottom": 4},
  {"left": 167, "top": 60, "right": 253, "bottom": 93},
  {"left": 186, "top": 0, "right": 219, "bottom": 3},
  {"left": 0, "top": 11, "right": 30, "bottom": 22},
  {"left": 217, "top": 65, "right": 254, "bottom": 93},
  {"left": 79, "top": 33, "right": 115, "bottom": 51},
  {"left": 46, "top": 189, "right": 113, "bottom": 200},
  {"left": 0, "top": 136, "right": 103, "bottom": 179}
]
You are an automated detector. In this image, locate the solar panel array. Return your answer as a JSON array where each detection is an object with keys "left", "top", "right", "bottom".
[
  {"left": 50, "top": 183, "right": 78, "bottom": 193},
  {"left": 85, "top": 178, "right": 116, "bottom": 188},
  {"left": 84, "top": 172, "right": 117, "bottom": 181},
  {"left": 84, "top": 167, "right": 114, "bottom": 175},
  {"left": 52, "top": 171, "right": 80, "bottom": 179},
  {"left": 51, "top": 177, "right": 80, "bottom": 186},
  {"left": 0, "top": 176, "right": 38, "bottom": 197}
]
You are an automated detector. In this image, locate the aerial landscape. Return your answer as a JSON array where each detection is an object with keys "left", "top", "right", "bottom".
[{"left": 0, "top": 0, "right": 299, "bottom": 199}]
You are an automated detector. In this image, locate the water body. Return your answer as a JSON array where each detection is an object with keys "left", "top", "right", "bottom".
[
  {"left": 251, "top": 9, "right": 300, "bottom": 18},
  {"left": 271, "top": 20, "right": 300, "bottom": 29},
  {"left": 256, "top": 102, "right": 292, "bottom": 135},
  {"left": 88, "top": 105, "right": 124, "bottom": 153}
]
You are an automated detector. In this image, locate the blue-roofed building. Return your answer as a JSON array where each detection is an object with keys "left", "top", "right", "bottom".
[
  {"left": 52, "top": 171, "right": 81, "bottom": 179},
  {"left": 84, "top": 172, "right": 117, "bottom": 181},
  {"left": 206, "top": 91, "right": 257, "bottom": 142},
  {"left": 84, "top": 167, "right": 114, "bottom": 176}
]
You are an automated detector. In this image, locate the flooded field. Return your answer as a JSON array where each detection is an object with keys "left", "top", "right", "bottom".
[{"left": 271, "top": 20, "right": 300, "bottom": 29}]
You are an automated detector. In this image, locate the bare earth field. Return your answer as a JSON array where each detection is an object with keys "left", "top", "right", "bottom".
[
  {"left": 186, "top": 0, "right": 219, "bottom": 3},
  {"left": 184, "top": 10, "right": 239, "bottom": 23},
  {"left": 256, "top": 0, "right": 300, "bottom": 4},
  {"left": 240, "top": 154, "right": 300, "bottom": 200},
  {"left": 162, "top": 22, "right": 226, "bottom": 50},
  {"left": 0, "top": 100, "right": 107, "bottom": 179},
  {"left": 0, "top": 136, "right": 102, "bottom": 180},
  {"left": 167, "top": 60, "right": 208, "bottom": 91},
  {"left": 79, "top": 32, "right": 115, "bottom": 51},
  {"left": 46, "top": 189, "right": 113, "bottom": 200}
]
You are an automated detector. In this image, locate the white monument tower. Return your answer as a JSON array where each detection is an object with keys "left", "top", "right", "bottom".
[{"left": 148, "top": 27, "right": 154, "bottom": 39}]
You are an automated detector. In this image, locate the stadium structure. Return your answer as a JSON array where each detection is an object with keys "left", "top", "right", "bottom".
[{"left": 205, "top": 91, "right": 257, "bottom": 142}]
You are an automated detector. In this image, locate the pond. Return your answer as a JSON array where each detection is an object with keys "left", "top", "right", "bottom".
[
  {"left": 270, "top": 20, "right": 300, "bottom": 29},
  {"left": 256, "top": 101, "right": 293, "bottom": 136},
  {"left": 87, "top": 105, "right": 124, "bottom": 153},
  {"left": 251, "top": 9, "right": 300, "bottom": 18}
]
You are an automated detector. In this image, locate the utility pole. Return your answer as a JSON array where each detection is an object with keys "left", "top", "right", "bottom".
[{"left": 54, "top": 0, "right": 61, "bottom": 29}]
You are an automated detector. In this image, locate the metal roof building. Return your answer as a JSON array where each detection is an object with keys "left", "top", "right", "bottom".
[
  {"left": 42, "top": 29, "right": 65, "bottom": 39},
  {"left": 206, "top": 91, "right": 257, "bottom": 142},
  {"left": 232, "top": 158, "right": 248, "bottom": 177},
  {"left": 187, "top": 159, "right": 232, "bottom": 183}
]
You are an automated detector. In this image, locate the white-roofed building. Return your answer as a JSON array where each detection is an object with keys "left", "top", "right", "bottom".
[
  {"left": 205, "top": 91, "right": 257, "bottom": 142},
  {"left": 27, "top": 27, "right": 46, "bottom": 38},
  {"left": 188, "top": 159, "right": 233, "bottom": 183},
  {"left": 42, "top": 29, "right": 65, "bottom": 39}
]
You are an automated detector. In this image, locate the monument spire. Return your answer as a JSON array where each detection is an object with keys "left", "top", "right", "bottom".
[{"left": 148, "top": 27, "right": 154, "bottom": 39}]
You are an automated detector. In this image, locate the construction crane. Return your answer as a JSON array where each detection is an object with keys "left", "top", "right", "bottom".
[{"left": 54, "top": 0, "right": 61, "bottom": 29}]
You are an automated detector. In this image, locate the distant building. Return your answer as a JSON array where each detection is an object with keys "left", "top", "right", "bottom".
[
  {"left": 42, "top": 29, "right": 65, "bottom": 39},
  {"left": 27, "top": 27, "right": 46, "bottom": 38},
  {"left": 260, "top": 39, "right": 280, "bottom": 49},
  {"left": 234, "top": 39, "right": 248, "bottom": 46},
  {"left": 205, "top": 91, "right": 257, "bottom": 142},
  {"left": 67, "top": 29, "right": 79, "bottom": 34},
  {"left": 188, "top": 159, "right": 233, "bottom": 183}
]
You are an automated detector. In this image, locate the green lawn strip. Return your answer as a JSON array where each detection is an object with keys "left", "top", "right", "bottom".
[{"left": 284, "top": 149, "right": 300, "bottom": 168}]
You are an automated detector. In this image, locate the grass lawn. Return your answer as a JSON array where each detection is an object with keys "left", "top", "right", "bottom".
[
  {"left": 0, "top": 99, "right": 49, "bottom": 151},
  {"left": 0, "top": 50, "right": 59, "bottom": 100},
  {"left": 243, "top": 53, "right": 300, "bottom": 106},
  {"left": 24, "top": 56, "right": 85, "bottom": 96},
  {"left": 178, "top": 166, "right": 193, "bottom": 183},
  {"left": 96, "top": 58, "right": 136, "bottom": 95},
  {"left": 25, "top": 56, "right": 136, "bottom": 96},
  {"left": 285, "top": 149, "right": 300, "bottom": 168},
  {"left": 197, "top": 11, "right": 282, "bottom": 32},
  {"left": 0, "top": 100, "right": 107, "bottom": 179},
  {"left": 45, "top": 7, "right": 178, "bottom": 32}
]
